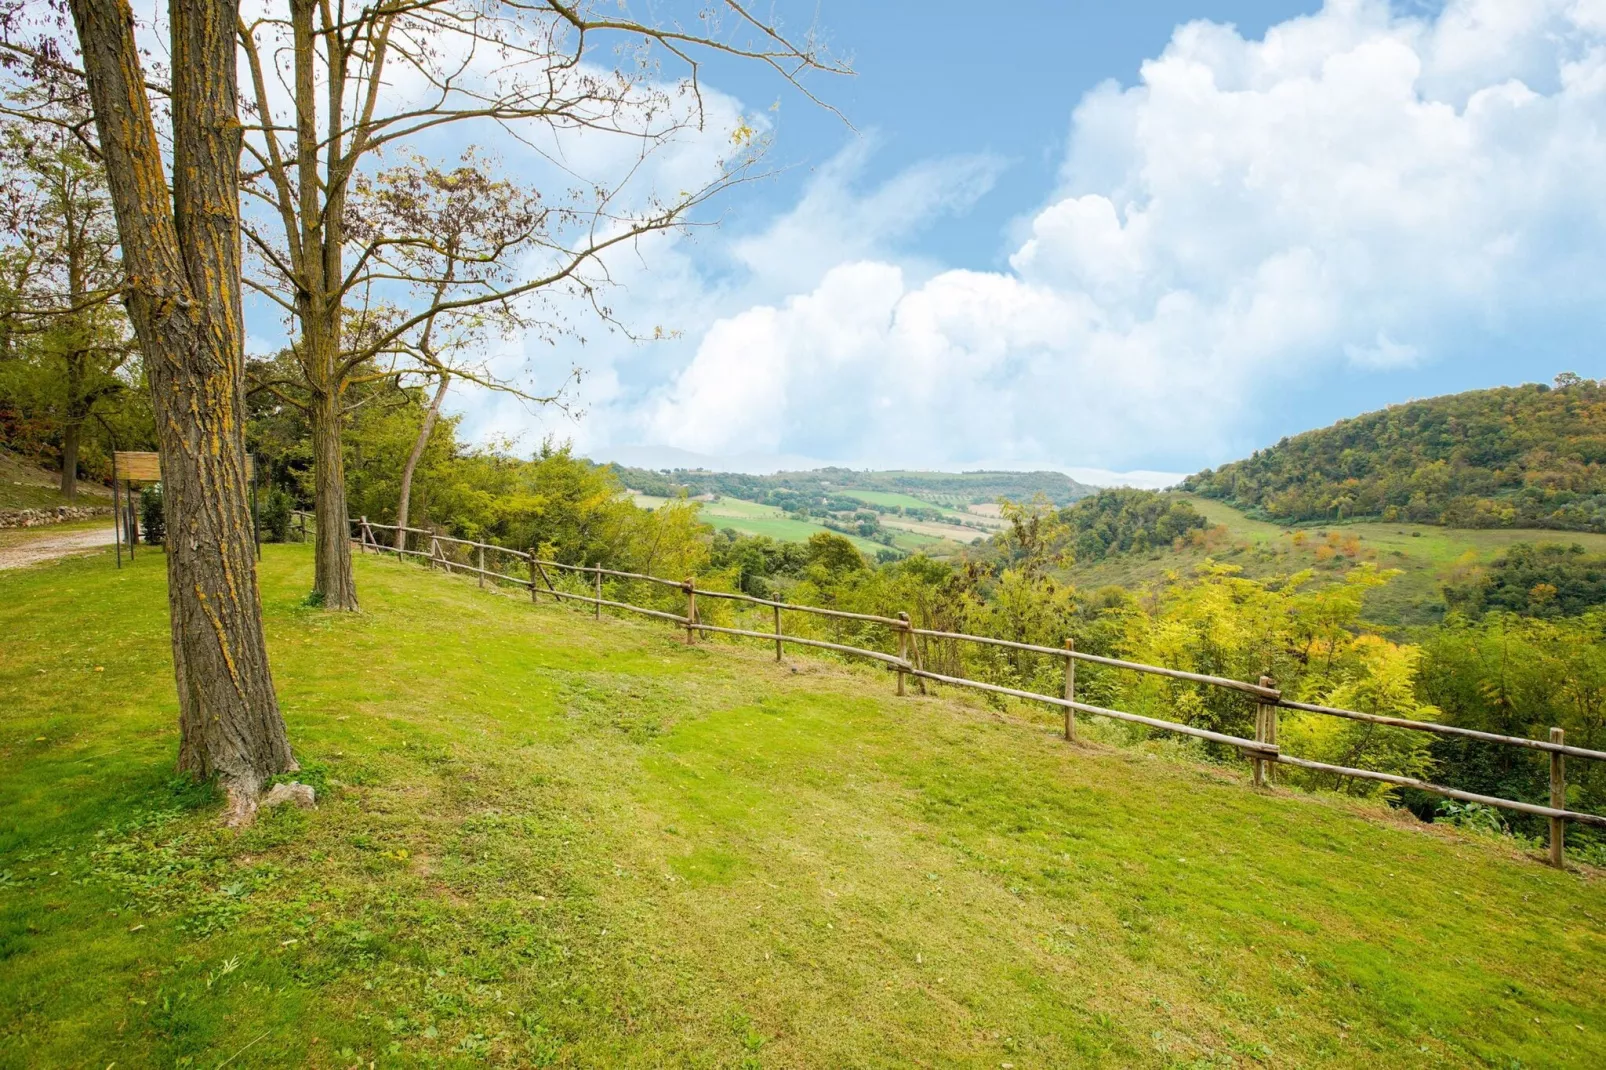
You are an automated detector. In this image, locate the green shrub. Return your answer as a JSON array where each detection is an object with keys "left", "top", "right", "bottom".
[
  {"left": 261, "top": 486, "right": 293, "bottom": 542},
  {"left": 139, "top": 485, "right": 165, "bottom": 545}
]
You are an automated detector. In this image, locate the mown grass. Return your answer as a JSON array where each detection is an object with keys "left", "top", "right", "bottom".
[{"left": 2, "top": 546, "right": 1605, "bottom": 1067}]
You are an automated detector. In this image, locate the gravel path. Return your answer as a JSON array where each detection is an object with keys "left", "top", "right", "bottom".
[{"left": 0, "top": 525, "right": 118, "bottom": 571}]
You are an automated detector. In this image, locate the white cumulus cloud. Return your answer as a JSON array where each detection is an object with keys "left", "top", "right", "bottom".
[{"left": 634, "top": 0, "right": 1606, "bottom": 471}]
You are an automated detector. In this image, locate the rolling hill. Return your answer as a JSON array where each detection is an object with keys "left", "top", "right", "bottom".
[
  {"left": 1056, "top": 491, "right": 1606, "bottom": 628},
  {"left": 612, "top": 464, "right": 1093, "bottom": 509},
  {"left": 1183, "top": 375, "right": 1606, "bottom": 532},
  {"left": 614, "top": 464, "right": 1072, "bottom": 556}
]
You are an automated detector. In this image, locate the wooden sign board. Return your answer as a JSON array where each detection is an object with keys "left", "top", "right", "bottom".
[{"left": 114, "top": 451, "right": 254, "bottom": 483}]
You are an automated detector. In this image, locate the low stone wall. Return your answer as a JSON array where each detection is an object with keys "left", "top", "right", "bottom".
[{"left": 0, "top": 505, "right": 114, "bottom": 529}]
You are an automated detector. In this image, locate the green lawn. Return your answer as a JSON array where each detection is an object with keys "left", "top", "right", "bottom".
[{"left": 3, "top": 546, "right": 1605, "bottom": 1066}]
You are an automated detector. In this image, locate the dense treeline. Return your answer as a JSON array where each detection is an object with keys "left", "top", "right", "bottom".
[
  {"left": 1445, "top": 542, "right": 1606, "bottom": 618},
  {"left": 0, "top": 132, "right": 156, "bottom": 493},
  {"left": 1183, "top": 375, "right": 1606, "bottom": 531},
  {"left": 1061, "top": 488, "right": 1211, "bottom": 561}
]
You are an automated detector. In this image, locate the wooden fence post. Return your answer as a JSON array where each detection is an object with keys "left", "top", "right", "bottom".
[
  {"left": 478, "top": 544, "right": 485, "bottom": 589},
  {"left": 911, "top": 631, "right": 927, "bottom": 696},
  {"left": 1551, "top": 726, "right": 1566, "bottom": 868},
  {"left": 896, "top": 612, "right": 910, "bottom": 696},
  {"left": 252, "top": 465, "right": 261, "bottom": 561},
  {"left": 1253, "top": 675, "right": 1276, "bottom": 788},
  {"left": 111, "top": 450, "right": 121, "bottom": 569},
  {"left": 528, "top": 550, "right": 538, "bottom": 602},
  {"left": 126, "top": 490, "right": 137, "bottom": 558},
  {"left": 684, "top": 579, "right": 696, "bottom": 645},
  {"left": 773, "top": 603, "right": 783, "bottom": 662},
  {"left": 594, "top": 565, "right": 602, "bottom": 619},
  {"left": 1064, "top": 638, "right": 1076, "bottom": 742}
]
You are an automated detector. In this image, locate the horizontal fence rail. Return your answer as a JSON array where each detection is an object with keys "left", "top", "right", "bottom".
[
  {"left": 910, "top": 628, "right": 1282, "bottom": 700},
  {"left": 1275, "top": 698, "right": 1606, "bottom": 762},
  {"left": 292, "top": 511, "right": 1604, "bottom": 865}
]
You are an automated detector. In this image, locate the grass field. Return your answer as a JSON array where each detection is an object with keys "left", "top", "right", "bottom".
[
  {"left": 2, "top": 546, "right": 1605, "bottom": 1066},
  {"left": 696, "top": 497, "right": 894, "bottom": 556},
  {"left": 703, "top": 495, "right": 979, "bottom": 554},
  {"left": 1068, "top": 494, "right": 1606, "bottom": 628},
  {"left": 628, "top": 492, "right": 890, "bottom": 555},
  {"left": 838, "top": 490, "right": 1003, "bottom": 534},
  {"left": 836, "top": 489, "right": 966, "bottom": 515},
  {"left": 881, "top": 515, "right": 987, "bottom": 541}
]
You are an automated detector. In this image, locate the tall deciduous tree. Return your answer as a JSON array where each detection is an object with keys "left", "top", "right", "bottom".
[
  {"left": 236, "top": 0, "right": 845, "bottom": 610},
  {"left": 0, "top": 127, "right": 133, "bottom": 497},
  {"left": 36, "top": 0, "right": 295, "bottom": 821}
]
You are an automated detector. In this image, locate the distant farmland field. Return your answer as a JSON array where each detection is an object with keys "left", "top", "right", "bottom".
[
  {"left": 629, "top": 489, "right": 977, "bottom": 556},
  {"left": 836, "top": 489, "right": 949, "bottom": 511},
  {"left": 695, "top": 496, "right": 891, "bottom": 555},
  {"left": 881, "top": 516, "right": 986, "bottom": 542},
  {"left": 841, "top": 489, "right": 998, "bottom": 527}
]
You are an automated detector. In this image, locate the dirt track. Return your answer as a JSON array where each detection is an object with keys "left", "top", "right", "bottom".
[{"left": 0, "top": 525, "right": 118, "bottom": 571}]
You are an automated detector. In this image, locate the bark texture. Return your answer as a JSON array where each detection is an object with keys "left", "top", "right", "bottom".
[
  {"left": 394, "top": 373, "right": 448, "bottom": 550},
  {"left": 58, "top": 419, "right": 80, "bottom": 498},
  {"left": 69, "top": 0, "right": 293, "bottom": 818},
  {"left": 310, "top": 383, "right": 356, "bottom": 609},
  {"left": 290, "top": 0, "right": 357, "bottom": 609}
]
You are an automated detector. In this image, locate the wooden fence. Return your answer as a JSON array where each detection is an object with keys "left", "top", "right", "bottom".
[{"left": 295, "top": 511, "right": 1606, "bottom": 867}]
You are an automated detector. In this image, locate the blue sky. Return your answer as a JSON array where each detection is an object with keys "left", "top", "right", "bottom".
[
  {"left": 293, "top": 0, "right": 1606, "bottom": 485},
  {"left": 705, "top": 1, "right": 1330, "bottom": 269}
]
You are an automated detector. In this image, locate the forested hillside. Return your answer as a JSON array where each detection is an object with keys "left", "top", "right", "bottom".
[
  {"left": 1061, "top": 488, "right": 1211, "bottom": 561},
  {"left": 1183, "top": 375, "right": 1606, "bottom": 531}
]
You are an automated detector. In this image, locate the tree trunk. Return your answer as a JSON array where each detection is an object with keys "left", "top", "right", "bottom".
[
  {"left": 287, "top": 0, "right": 357, "bottom": 611},
  {"left": 311, "top": 383, "right": 358, "bottom": 609},
  {"left": 70, "top": 0, "right": 293, "bottom": 822},
  {"left": 395, "top": 373, "right": 449, "bottom": 550},
  {"left": 58, "top": 419, "right": 80, "bottom": 499}
]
